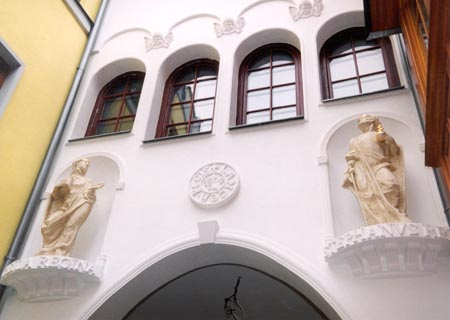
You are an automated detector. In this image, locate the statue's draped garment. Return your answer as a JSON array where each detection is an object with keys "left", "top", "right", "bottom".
[
  {"left": 37, "top": 174, "right": 99, "bottom": 256},
  {"left": 343, "top": 130, "right": 410, "bottom": 225}
]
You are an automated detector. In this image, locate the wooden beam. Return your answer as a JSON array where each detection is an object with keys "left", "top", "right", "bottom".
[
  {"left": 425, "top": 0, "right": 450, "bottom": 166},
  {"left": 364, "top": 0, "right": 401, "bottom": 38}
]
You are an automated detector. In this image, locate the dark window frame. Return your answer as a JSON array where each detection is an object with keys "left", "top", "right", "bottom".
[
  {"left": 0, "top": 55, "right": 10, "bottom": 89},
  {"left": 320, "top": 27, "right": 400, "bottom": 100},
  {"left": 156, "top": 59, "right": 219, "bottom": 138},
  {"left": 237, "top": 43, "right": 303, "bottom": 125},
  {"left": 85, "top": 71, "right": 145, "bottom": 137}
]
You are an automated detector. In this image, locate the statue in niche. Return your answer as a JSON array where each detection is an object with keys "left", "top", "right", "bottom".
[
  {"left": 342, "top": 115, "right": 411, "bottom": 225},
  {"left": 37, "top": 158, "right": 103, "bottom": 256}
]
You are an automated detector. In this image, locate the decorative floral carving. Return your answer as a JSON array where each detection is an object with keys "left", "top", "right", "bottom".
[
  {"left": 144, "top": 32, "right": 173, "bottom": 51},
  {"left": 289, "top": 0, "right": 323, "bottom": 21},
  {"left": 214, "top": 17, "right": 245, "bottom": 38},
  {"left": 189, "top": 163, "right": 240, "bottom": 208}
]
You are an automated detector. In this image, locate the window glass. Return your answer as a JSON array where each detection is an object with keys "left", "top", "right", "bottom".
[
  {"left": 247, "top": 90, "right": 270, "bottom": 111},
  {"left": 248, "top": 69, "right": 270, "bottom": 90},
  {"left": 157, "top": 60, "right": 218, "bottom": 138},
  {"left": 247, "top": 111, "right": 270, "bottom": 124},
  {"left": 273, "top": 107, "right": 297, "bottom": 120},
  {"left": 332, "top": 79, "right": 359, "bottom": 98},
  {"left": 273, "top": 85, "right": 296, "bottom": 107},
  {"left": 86, "top": 72, "right": 144, "bottom": 137},
  {"left": 249, "top": 54, "right": 270, "bottom": 69},
  {"left": 194, "top": 80, "right": 216, "bottom": 100},
  {"left": 356, "top": 49, "right": 385, "bottom": 75},
  {"left": 320, "top": 27, "right": 400, "bottom": 99},
  {"left": 272, "top": 51, "right": 293, "bottom": 65},
  {"left": 360, "top": 73, "right": 389, "bottom": 93},
  {"left": 273, "top": 65, "right": 295, "bottom": 86},
  {"left": 329, "top": 55, "right": 356, "bottom": 81},
  {"left": 237, "top": 44, "right": 302, "bottom": 125}
]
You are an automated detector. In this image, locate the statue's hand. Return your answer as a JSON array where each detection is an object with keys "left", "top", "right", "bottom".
[{"left": 92, "top": 183, "right": 104, "bottom": 189}]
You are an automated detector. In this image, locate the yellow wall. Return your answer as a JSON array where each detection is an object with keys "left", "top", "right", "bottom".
[
  {"left": 0, "top": 1, "right": 100, "bottom": 262},
  {"left": 79, "top": 0, "right": 102, "bottom": 21}
]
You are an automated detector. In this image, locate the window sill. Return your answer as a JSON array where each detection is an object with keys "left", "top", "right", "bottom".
[
  {"left": 143, "top": 131, "right": 212, "bottom": 144},
  {"left": 320, "top": 86, "right": 406, "bottom": 105},
  {"left": 229, "top": 115, "right": 305, "bottom": 131},
  {"left": 68, "top": 130, "right": 132, "bottom": 143}
]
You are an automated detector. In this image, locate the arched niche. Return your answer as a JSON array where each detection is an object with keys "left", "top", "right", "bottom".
[
  {"left": 71, "top": 58, "right": 146, "bottom": 139},
  {"left": 88, "top": 244, "right": 341, "bottom": 320},
  {"left": 144, "top": 44, "right": 220, "bottom": 139},
  {"left": 229, "top": 28, "right": 301, "bottom": 125},
  {"left": 315, "top": 11, "right": 364, "bottom": 53},
  {"left": 323, "top": 115, "right": 444, "bottom": 237},
  {"left": 29, "top": 154, "right": 122, "bottom": 262}
]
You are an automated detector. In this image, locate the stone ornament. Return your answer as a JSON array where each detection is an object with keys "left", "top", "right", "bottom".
[
  {"left": 144, "top": 32, "right": 173, "bottom": 51},
  {"left": 343, "top": 115, "right": 410, "bottom": 225},
  {"left": 0, "top": 255, "right": 105, "bottom": 302},
  {"left": 325, "top": 223, "right": 450, "bottom": 278},
  {"left": 289, "top": 0, "right": 323, "bottom": 21},
  {"left": 214, "top": 17, "right": 245, "bottom": 38},
  {"left": 37, "top": 158, "right": 103, "bottom": 257},
  {"left": 189, "top": 163, "right": 240, "bottom": 208}
]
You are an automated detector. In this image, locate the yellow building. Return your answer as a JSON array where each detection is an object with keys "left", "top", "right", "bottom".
[{"left": 0, "top": 1, "right": 102, "bottom": 268}]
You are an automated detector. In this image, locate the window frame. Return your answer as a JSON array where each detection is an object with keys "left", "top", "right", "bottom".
[
  {"left": 0, "top": 37, "right": 24, "bottom": 118},
  {"left": 85, "top": 71, "right": 145, "bottom": 137},
  {"left": 236, "top": 43, "right": 303, "bottom": 126},
  {"left": 320, "top": 27, "right": 400, "bottom": 100},
  {"left": 156, "top": 59, "right": 219, "bottom": 138}
]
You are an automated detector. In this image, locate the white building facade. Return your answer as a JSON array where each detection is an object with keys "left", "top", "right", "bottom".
[{"left": 2, "top": 0, "right": 450, "bottom": 319}]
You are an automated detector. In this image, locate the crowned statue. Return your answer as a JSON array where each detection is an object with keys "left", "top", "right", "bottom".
[{"left": 343, "top": 115, "right": 411, "bottom": 225}]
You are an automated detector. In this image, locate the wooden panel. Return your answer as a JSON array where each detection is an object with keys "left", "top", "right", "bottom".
[
  {"left": 365, "top": 0, "right": 400, "bottom": 32},
  {"left": 399, "top": 0, "right": 428, "bottom": 109},
  {"left": 425, "top": 0, "right": 450, "bottom": 166}
]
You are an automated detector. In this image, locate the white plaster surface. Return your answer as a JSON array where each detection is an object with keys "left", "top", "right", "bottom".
[{"left": 2, "top": 1, "right": 450, "bottom": 319}]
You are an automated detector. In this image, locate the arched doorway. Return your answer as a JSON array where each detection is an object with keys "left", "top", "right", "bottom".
[{"left": 89, "top": 244, "right": 341, "bottom": 319}]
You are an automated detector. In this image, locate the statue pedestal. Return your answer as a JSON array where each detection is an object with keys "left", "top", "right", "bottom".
[
  {"left": 0, "top": 255, "right": 106, "bottom": 302},
  {"left": 325, "top": 223, "right": 450, "bottom": 278}
]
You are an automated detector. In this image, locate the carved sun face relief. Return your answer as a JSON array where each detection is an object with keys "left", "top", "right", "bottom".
[{"left": 189, "top": 163, "right": 240, "bottom": 208}]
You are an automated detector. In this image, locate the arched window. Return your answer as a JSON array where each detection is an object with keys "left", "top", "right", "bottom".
[
  {"left": 85, "top": 72, "right": 144, "bottom": 137},
  {"left": 237, "top": 44, "right": 303, "bottom": 125},
  {"left": 320, "top": 27, "right": 400, "bottom": 100},
  {"left": 156, "top": 59, "right": 218, "bottom": 138}
]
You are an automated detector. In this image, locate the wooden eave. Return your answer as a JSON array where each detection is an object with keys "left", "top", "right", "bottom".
[
  {"left": 364, "top": 0, "right": 401, "bottom": 39},
  {"left": 365, "top": 0, "right": 450, "bottom": 169}
]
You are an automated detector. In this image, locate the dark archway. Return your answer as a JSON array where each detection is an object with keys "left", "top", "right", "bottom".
[{"left": 89, "top": 244, "right": 341, "bottom": 320}]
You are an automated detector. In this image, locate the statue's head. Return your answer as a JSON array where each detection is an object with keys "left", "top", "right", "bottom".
[
  {"left": 357, "top": 114, "right": 380, "bottom": 132},
  {"left": 72, "top": 158, "right": 90, "bottom": 176}
]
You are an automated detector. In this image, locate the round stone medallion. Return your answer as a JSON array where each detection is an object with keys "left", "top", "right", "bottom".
[{"left": 189, "top": 163, "right": 240, "bottom": 208}]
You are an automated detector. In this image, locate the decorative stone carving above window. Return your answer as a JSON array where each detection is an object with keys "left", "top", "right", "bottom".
[
  {"left": 289, "top": 0, "right": 323, "bottom": 21},
  {"left": 0, "top": 255, "right": 106, "bottom": 302},
  {"left": 144, "top": 32, "right": 173, "bottom": 51},
  {"left": 214, "top": 17, "right": 245, "bottom": 38},
  {"left": 325, "top": 223, "right": 450, "bottom": 278},
  {"left": 189, "top": 163, "right": 240, "bottom": 208}
]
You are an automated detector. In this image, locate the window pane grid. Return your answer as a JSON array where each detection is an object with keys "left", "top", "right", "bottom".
[
  {"left": 329, "top": 45, "right": 381, "bottom": 60},
  {"left": 86, "top": 72, "right": 144, "bottom": 136},
  {"left": 247, "top": 62, "right": 294, "bottom": 73},
  {"left": 245, "top": 48, "right": 297, "bottom": 123},
  {"left": 161, "top": 62, "right": 217, "bottom": 136},
  {"left": 330, "top": 70, "right": 387, "bottom": 84},
  {"left": 327, "top": 35, "right": 389, "bottom": 98}
]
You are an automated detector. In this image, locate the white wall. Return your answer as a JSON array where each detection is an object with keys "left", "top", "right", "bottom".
[{"left": 2, "top": 1, "right": 449, "bottom": 319}]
